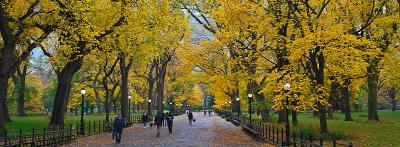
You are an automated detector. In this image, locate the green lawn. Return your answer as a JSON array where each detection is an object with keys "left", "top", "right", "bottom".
[
  {"left": 269, "top": 111, "right": 400, "bottom": 147},
  {"left": 4, "top": 112, "right": 144, "bottom": 135}
]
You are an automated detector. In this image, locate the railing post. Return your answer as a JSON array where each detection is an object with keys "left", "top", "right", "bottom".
[
  {"left": 76, "top": 123, "right": 79, "bottom": 137},
  {"left": 32, "top": 128, "right": 35, "bottom": 145},
  {"left": 276, "top": 127, "right": 279, "bottom": 144},
  {"left": 272, "top": 126, "right": 275, "bottom": 143},
  {"left": 89, "top": 121, "right": 91, "bottom": 135},
  {"left": 300, "top": 133, "right": 304, "bottom": 147},
  {"left": 19, "top": 129, "right": 22, "bottom": 146},
  {"left": 293, "top": 130, "right": 296, "bottom": 147},
  {"left": 348, "top": 142, "right": 353, "bottom": 147},
  {"left": 281, "top": 128, "right": 284, "bottom": 145},
  {"left": 4, "top": 130, "right": 8, "bottom": 145},
  {"left": 69, "top": 124, "right": 72, "bottom": 142},
  {"left": 333, "top": 139, "right": 336, "bottom": 147},
  {"left": 309, "top": 135, "right": 313, "bottom": 147},
  {"left": 319, "top": 136, "right": 323, "bottom": 146}
]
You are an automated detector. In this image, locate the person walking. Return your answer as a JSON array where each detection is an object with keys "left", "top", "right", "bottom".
[
  {"left": 188, "top": 111, "right": 194, "bottom": 126},
  {"left": 208, "top": 110, "right": 211, "bottom": 116},
  {"left": 154, "top": 112, "right": 163, "bottom": 137},
  {"left": 166, "top": 112, "right": 174, "bottom": 133},
  {"left": 204, "top": 110, "right": 207, "bottom": 116},
  {"left": 142, "top": 113, "right": 149, "bottom": 128},
  {"left": 112, "top": 114, "right": 124, "bottom": 144}
]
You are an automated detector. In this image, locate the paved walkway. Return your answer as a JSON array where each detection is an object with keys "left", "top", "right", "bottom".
[{"left": 67, "top": 112, "right": 272, "bottom": 147}]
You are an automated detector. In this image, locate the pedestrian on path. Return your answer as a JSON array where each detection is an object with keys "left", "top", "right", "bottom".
[
  {"left": 188, "top": 111, "right": 194, "bottom": 126},
  {"left": 208, "top": 110, "right": 211, "bottom": 116},
  {"left": 204, "top": 110, "right": 207, "bottom": 116},
  {"left": 112, "top": 113, "right": 124, "bottom": 144},
  {"left": 166, "top": 112, "right": 174, "bottom": 133},
  {"left": 142, "top": 113, "right": 149, "bottom": 128},
  {"left": 154, "top": 112, "right": 163, "bottom": 137}
]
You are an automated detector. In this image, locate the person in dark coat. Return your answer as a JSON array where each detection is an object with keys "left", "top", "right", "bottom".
[
  {"left": 166, "top": 112, "right": 174, "bottom": 133},
  {"left": 208, "top": 109, "right": 212, "bottom": 116},
  {"left": 113, "top": 114, "right": 125, "bottom": 144},
  {"left": 188, "top": 111, "right": 194, "bottom": 126},
  {"left": 142, "top": 113, "right": 149, "bottom": 128},
  {"left": 154, "top": 112, "right": 163, "bottom": 137}
]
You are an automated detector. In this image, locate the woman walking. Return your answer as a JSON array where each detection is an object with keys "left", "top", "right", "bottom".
[
  {"left": 188, "top": 111, "right": 194, "bottom": 126},
  {"left": 154, "top": 112, "right": 164, "bottom": 137}
]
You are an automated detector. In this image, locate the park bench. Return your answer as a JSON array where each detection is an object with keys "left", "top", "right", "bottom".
[
  {"left": 232, "top": 119, "right": 240, "bottom": 126},
  {"left": 242, "top": 124, "right": 260, "bottom": 138}
]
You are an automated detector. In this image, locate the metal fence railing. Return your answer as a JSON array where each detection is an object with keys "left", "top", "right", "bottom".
[
  {"left": 0, "top": 114, "right": 142, "bottom": 147},
  {"left": 216, "top": 110, "right": 353, "bottom": 147}
]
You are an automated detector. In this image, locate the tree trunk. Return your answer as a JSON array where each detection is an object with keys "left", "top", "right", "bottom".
[
  {"left": 256, "top": 92, "right": 270, "bottom": 121},
  {"left": 291, "top": 109, "right": 297, "bottom": 125},
  {"left": 16, "top": 63, "right": 28, "bottom": 116},
  {"left": 119, "top": 54, "right": 129, "bottom": 118},
  {"left": 0, "top": 74, "right": 8, "bottom": 136},
  {"left": 278, "top": 110, "right": 287, "bottom": 123},
  {"left": 50, "top": 58, "right": 83, "bottom": 126},
  {"left": 102, "top": 78, "right": 111, "bottom": 124},
  {"left": 367, "top": 60, "right": 379, "bottom": 121},
  {"left": 389, "top": 87, "right": 397, "bottom": 111},
  {"left": 341, "top": 80, "right": 353, "bottom": 121},
  {"left": 156, "top": 66, "right": 167, "bottom": 113},
  {"left": 16, "top": 74, "right": 26, "bottom": 116},
  {"left": 93, "top": 87, "right": 101, "bottom": 114},
  {"left": 328, "top": 82, "right": 339, "bottom": 118}
]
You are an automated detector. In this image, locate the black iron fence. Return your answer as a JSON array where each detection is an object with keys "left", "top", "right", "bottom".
[
  {"left": 0, "top": 114, "right": 142, "bottom": 147},
  {"left": 216, "top": 110, "right": 353, "bottom": 147}
]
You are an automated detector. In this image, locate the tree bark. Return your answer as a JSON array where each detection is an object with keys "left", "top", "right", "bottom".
[
  {"left": 50, "top": 58, "right": 83, "bottom": 126},
  {"left": 291, "top": 109, "right": 297, "bottom": 125},
  {"left": 328, "top": 82, "right": 339, "bottom": 118},
  {"left": 119, "top": 54, "right": 129, "bottom": 118},
  {"left": 278, "top": 110, "right": 287, "bottom": 123},
  {"left": 367, "top": 60, "right": 380, "bottom": 121},
  {"left": 156, "top": 65, "right": 167, "bottom": 112},
  {"left": 341, "top": 79, "right": 353, "bottom": 121},
  {"left": 15, "top": 63, "right": 28, "bottom": 116},
  {"left": 389, "top": 87, "right": 397, "bottom": 111}
]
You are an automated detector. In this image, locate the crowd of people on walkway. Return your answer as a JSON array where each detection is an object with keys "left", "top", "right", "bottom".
[{"left": 111, "top": 109, "right": 213, "bottom": 144}]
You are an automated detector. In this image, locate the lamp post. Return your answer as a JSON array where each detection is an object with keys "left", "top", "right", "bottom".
[
  {"left": 79, "top": 88, "right": 86, "bottom": 136},
  {"left": 248, "top": 93, "right": 253, "bottom": 125},
  {"left": 128, "top": 95, "right": 132, "bottom": 122},
  {"left": 169, "top": 102, "right": 173, "bottom": 112},
  {"left": 147, "top": 99, "right": 151, "bottom": 117},
  {"left": 236, "top": 97, "right": 240, "bottom": 120},
  {"left": 284, "top": 82, "right": 291, "bottom": 145}
]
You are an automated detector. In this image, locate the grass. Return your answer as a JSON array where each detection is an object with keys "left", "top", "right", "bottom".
[
  {"left": 4, "top": 112, "right": 143, "bottom": 135},
  {"left": 265, "top": 111, "right": 400, "bottom": 147}
]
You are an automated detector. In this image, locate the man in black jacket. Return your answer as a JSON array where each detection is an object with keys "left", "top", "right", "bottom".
[
  {"left": 188, "top": 111, "right": 193, "bottom": 126},
  {"left": 166, "top": 112, "right": 174, "bottom": 133},
  {"left": 113, "top": 114, "right": 124, "bottom": 144}
]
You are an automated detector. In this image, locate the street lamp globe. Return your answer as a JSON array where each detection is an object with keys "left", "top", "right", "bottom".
[
  {"left": 236, "top": 97, "right": 240, "bottom": 101},
  {"left": 80, "top": 88, "right": 86, "bottom": 95},
  {"left": 229, "top": 101, "right": 232, "bottom": 104},
  {"left": 169, "top": 102, "right": 172, "bottom": 105},
  {"left": 163, "top": 101, "right": 165, "bottom": 104},
  {"left": 148, "top": 99, "right": 152, "bottom": 102},
  {"left": 248, "top": 94, "right": 253, "bottom": 98},
  {"left": 284, "top": 83, "right": 291, "bottom": 90},
  {"left": 128, "top": 96, "right": 132, "bottom": 99}
]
